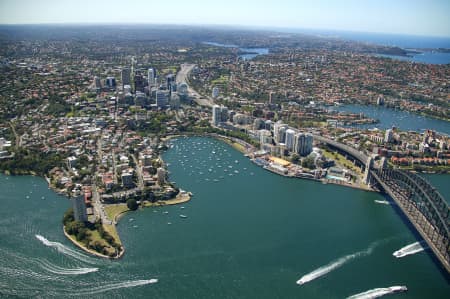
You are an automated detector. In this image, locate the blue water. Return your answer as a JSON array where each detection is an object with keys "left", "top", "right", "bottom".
[
  {"left": 204, "top": 42, "right": 269, "bottom": 60},
  {"left": 275, "top": 28, "right": 450, "bottom": 49},
  {"left": 329, "top": 104, "right": 450, "bottom": 135},
  {"left": 1, "top": 139, "right": 449, "bottom": 298},
  {"left": 267, "top": 28, "right": 450, "bottom": 64}
]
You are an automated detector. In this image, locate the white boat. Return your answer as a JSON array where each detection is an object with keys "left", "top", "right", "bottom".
[
  {"left": 390, "top": 286, "right": 408, "bottom": 293},
  {"left": 179, "top": 214, "right": 187, "bottom": 218},
  {"left": 163, "top": 211, "right": 169, "bottom": 214}
]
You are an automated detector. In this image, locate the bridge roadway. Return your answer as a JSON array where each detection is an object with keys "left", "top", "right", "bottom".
[{"left": 313, "top": 134, "right": 450, "bottom": 272}]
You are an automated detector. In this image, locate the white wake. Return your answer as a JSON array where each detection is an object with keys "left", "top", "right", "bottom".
[
  {"left": 35, "top": 234, "right": 97, "bottom": 264},
  {"left": 347, "top": 286, "right": 408, "bottom": 298},
  {"left": 374, "top": 200, "right": 390, "bottom": 205},
  {"left": 296, "top": 240, "right": 382, "bottom": 286},
  {"left": 393, "top": 241, "right": 425, "bottom": 258},
  {"left": 37, "top": 259, "right": 98, "bottom": 275},
  {"left": 74, "top": 279, "right": 158, "bottom": 295}
]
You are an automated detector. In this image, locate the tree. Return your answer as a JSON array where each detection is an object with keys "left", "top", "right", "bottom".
[
  {"left": 63, "top": 208, "right": 74, "bottom": 225},
  {"left": 291, "top": 154, "right": 300, "bottom": 164},
  {"left": 302, "top": 156, "right": 316, "bottom": 169},
  {"left": 127, "top": 198, "right": 138, "bottom": 211}
]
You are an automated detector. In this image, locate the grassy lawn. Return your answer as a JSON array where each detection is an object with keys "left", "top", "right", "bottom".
[
  {"left": 212, "top": 75, "right": 229, "bottom": 85},
  {"left": 104, "top": 204, "right": 129, "bottom": 221},
  {"left": 103, "top": 223, "right": 122, "bottom": 246},
  {"left": 321, "top": 148, "right": 362, "bottom": 174}
]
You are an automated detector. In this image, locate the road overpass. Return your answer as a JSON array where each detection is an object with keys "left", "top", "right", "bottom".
[{"left": 176, "top": 64, "right": 214, "bottom": 107}]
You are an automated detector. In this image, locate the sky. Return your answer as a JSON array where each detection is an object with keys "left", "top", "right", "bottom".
[{"left": 0, "top": 0, "right": 449, "bottom": 37}]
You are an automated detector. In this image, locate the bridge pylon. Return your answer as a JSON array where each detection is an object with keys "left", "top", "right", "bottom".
[{"left": 363, "top": 156, "right": 374, "bottom": 185}]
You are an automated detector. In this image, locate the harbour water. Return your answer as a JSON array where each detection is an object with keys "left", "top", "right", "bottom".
[
  {"left": 204, "top": 41, "right": 269, "bottom": 60},
  {"left": 329, "top": 104, "right": 450, "bottom": 135},
  {"left": 280, "top": 28, "right": 450, "bottom": 64},
  {"left": 1, "top": 136, "right": 449, "bottom": 298}
]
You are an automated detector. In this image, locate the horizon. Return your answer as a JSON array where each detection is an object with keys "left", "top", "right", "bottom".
[
  {"left": 1, "top": 22, "right": 450, "bottom": 41},
  {"left": 1, "top": 0, "right": 449, "bottom": 38}
]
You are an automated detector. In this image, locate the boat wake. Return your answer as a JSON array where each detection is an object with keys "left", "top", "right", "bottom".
[
  {"left": 374, "top": 200, "right": 390, "bottom": 205},
  {"left": 35, "top": 234, "right": 97, "bottom": 264},
  {"left": 37, "top": 259, "right": 98, "bottom": 275},
  {"left": 347, "top": 286, "right": 408, "bottom": 298},
  {"left": 74, "top": 279, "right": 158, "bottom": 295},
  {"left": 393, "top": 241, "right": 425, "bottom": 258},
  {"left": 296, "top": 240, "right": 384, "bottom": 286}
]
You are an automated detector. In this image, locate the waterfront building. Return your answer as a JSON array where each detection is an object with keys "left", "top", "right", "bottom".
[
  {"left": 273, "top": 121, "right": 288, "bottom": 144},
  {"left": 212, "top": 87, "right": 219, "bottom": 98},
  {"left": 259, "top": 129, "right": 273, "bottom": 147},
  {"left": 121, "top": 68, "right": 131, "bottom": 87},
  {"left": 71, "top": 194, "right": 88, "bottom": 222},
  {"left": 212, "top": 105, "right": 228, "bottom": 125},
  {"left": 121, "top": 171, "right": 134, "bottom": 187},
  {"left": 377, "top": 95, "right": 385, "bottom": 105},
  {"left": 294, "top": 133, "right": 313, "bottom": 156},
  {"left": 212, "top": 105, "right": 221, "bottom": 125},
  {"left": 157, "top": 167, "right": 166, "bottom": 185},
  {"left": 385, "top": 129, "right": 393, "bottom": 143},
  {"left": 285, "top": 129, "right": 296, "bottom": 151},
  {"left": 156, "top": 90, "right": 170, "bottom": 108}
]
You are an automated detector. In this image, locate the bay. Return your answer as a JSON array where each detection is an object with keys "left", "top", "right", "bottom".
[
  {"left": 1, "top": 136, "right": 449, "bottom": 298},
  {"left": 330, "top": 104, "right": 450, "bottom": 135}
]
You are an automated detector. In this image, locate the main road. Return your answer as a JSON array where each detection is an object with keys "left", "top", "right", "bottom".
[{"left": 177, "top": 64, "right": 215, "bottom": 107}]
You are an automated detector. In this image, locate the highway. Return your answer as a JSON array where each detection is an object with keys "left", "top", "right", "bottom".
[{"left": 177, "top": 64, "right": 215, "bottom": 107}]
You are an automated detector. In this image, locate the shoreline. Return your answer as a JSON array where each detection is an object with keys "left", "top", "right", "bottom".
[
  {"left": 108, "top": 190, "right": 192, "bottom": 224},
  {"left": 63, "top": 225, "right": 125, "bottom": 259}
]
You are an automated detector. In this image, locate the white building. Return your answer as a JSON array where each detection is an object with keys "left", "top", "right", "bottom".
[
  {"left": 259, "top": 129, "right": 272, "bottom": 147},
  {"left": 384, "top": 129, "right": 393, "bottom": 143},
  {"left": 273, "top": 121, "right": 288, "bottom": 145}
]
